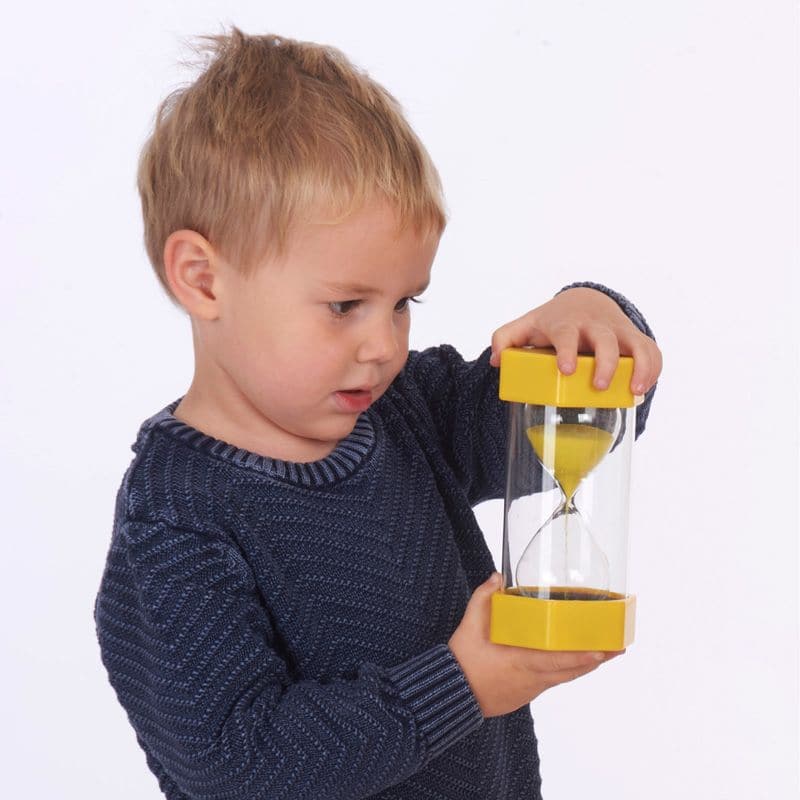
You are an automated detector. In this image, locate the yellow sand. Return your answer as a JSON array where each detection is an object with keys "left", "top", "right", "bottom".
[{"left": 526, "top": 424, "right": 614, "bottom": 501}]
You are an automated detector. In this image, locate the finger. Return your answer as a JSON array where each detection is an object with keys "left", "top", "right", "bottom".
[
  {"left": 582, "top": 326, "right": 619, "bottom": 389},
  {"left": 640, "top": 339, "right": 663, "bottom": 392},
  {"left": 524, "top": 649, "right": 606, "bottom": 673},
  {"left": 623, "top": 334, "right": 662, "bottom": 395},
  {"left": 490, "top": 317, "right": 550, "bottom": 366},
  {"left": 489, "top": 318, "right": 522, "bottom": 366},
  {"left": 624, "top": 336, "right": 652, "bottom": 395},
  {"left": 544, "top": 325, "right": 579, "bottom": 375},
  {"left": 461, "top": 572, "right": 504, "bottom": 633},
  {"left": 482, "top": 572, "right": 504, "bottom": 593},
  {"left": 547, "top": 661, "right": 603, "bottom": 687},
  {"left": 545, "top": 649, "right": 623, "bottom": 682}
]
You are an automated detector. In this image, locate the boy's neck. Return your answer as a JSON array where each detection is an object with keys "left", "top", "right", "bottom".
[{"left": 173, "top": 383, "right": 338, "bottom": 465}]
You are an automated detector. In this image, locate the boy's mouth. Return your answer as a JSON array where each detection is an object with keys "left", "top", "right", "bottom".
[{"left": 334, "top": 388, "right": 374, "bottom": 413}]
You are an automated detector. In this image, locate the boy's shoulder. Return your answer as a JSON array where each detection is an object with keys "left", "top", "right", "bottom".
[
  {"left": 127, "top": 398, "right": 182, "bottom": 467},
  {"left": 117, "top": 397, "right": 221, "bottom": 530}
]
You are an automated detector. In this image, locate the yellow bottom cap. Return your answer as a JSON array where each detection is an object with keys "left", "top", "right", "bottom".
[{"left": 490, "top": 587, "right": 636, "bottom": 651}]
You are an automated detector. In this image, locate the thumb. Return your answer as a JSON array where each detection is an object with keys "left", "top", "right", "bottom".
[
  {"left": 450, "top": 573, "right": 503, "bottom": 652},
  {"left": 464, "top": 572, "right": 503, "bottom": 618},
  {"left": 472, "top": 572, "right": 503, "bottom": 597}
]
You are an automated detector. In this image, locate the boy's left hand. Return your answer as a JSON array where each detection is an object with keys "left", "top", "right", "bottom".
[{"left": 489, "top": 286, "right": 662, "bottom": 395}]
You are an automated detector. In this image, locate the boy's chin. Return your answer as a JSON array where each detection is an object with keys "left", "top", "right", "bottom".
[{"left": 286, "top": 419, "right": 362, "bottom": 462}]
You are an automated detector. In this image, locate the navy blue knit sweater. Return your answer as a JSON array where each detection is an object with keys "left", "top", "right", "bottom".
[{"left": 95, "top": 285, "right": 654, "bottom": 799}]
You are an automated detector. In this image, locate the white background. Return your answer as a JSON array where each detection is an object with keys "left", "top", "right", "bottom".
[{"left": 2, "top": 1, "right": 797, "bottom": 798}]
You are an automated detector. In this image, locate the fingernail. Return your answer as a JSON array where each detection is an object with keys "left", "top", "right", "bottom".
[
  {"left": 592, "top": 652, "right": 605, "bottom": 662},
  {"left": 559, "top": 361, "right": 574, "bottom": 374},
  {"left": 594, "top": 378, "right": 608, "bottom": 390},
  {"left": 633, "top": 383, "right": 645, "bottom": 394}
]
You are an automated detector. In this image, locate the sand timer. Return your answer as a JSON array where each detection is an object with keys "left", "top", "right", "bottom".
[{"left": 490, "top": 347, "right": 639, "bottom": 651}]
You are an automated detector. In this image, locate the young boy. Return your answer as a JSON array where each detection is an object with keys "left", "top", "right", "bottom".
[{"left": 95, "top": 28, "right": 661, "bottom": 800}]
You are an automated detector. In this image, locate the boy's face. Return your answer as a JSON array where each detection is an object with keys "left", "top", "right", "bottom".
[{"left": 198, "top": 200, "right": 439, "bottom": 463}]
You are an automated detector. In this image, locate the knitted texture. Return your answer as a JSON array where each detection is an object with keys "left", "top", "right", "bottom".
[{"left": 96, "top": 288, "right": 655, "bottom": 799}]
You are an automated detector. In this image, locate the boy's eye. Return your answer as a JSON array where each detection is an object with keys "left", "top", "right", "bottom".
[
  {"left": 395, "top": 296, "right": 421, "bottom": 313},
  {"left": 328, "top": 297, "right": 422, "bottom": 316},
  {"left": 329, "top": 300, "right": 361, "bottom": 316}
]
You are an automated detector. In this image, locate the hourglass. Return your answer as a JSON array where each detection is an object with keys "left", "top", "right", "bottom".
[
  {"left": 519, "top": 404, "right": 620, "bottom": 600},
  {"left": 490, "top": 348, "right": 639, "bottom": 651}
]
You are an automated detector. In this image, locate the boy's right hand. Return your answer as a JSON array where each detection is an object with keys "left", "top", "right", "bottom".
[{"left": 448, "top": 573, "right": 624, "bottom": 718}]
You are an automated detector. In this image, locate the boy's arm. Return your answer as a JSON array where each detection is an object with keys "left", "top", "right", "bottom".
[
  {"left": 397, "top": 344, "right": 507, "bottom": 506},
  {"left": 401, "top": 283, "right": 659, "bottom": 505},
  {"left": 95, "top": 520, "right": 482, "bottom": 800}
]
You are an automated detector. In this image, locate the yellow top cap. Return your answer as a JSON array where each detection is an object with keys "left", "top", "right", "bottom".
[{"left": 499, "top": 347, "right": 639, "bottom": 408}]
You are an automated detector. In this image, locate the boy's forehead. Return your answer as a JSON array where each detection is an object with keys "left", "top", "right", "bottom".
[
  {"left": 304, "top": 198, "right": 405, "bottom": 235},
  {"left": 274, "top": 199, "right": 439, "bottom": 274},
  {"left": 301, "top": 194, "right": 441, "bottom": 239}
]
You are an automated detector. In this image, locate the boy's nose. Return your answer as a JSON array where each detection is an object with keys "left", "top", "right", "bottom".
[{"left": 356, "top": 315, "right": 401, "bottom": 364}]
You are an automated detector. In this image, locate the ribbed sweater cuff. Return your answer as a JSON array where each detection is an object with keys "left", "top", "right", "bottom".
[{"left": 386, "top": 644, "right": 483, "bottom": 762}]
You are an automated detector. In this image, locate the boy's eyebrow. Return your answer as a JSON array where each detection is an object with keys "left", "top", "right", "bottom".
[{"left": 323, "top": 280, "right": 430, "bottom": 295}]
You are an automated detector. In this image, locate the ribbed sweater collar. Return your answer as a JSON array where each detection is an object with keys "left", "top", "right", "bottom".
[{"left": 136, "top": 398, "right": 377, "bottom": 487}]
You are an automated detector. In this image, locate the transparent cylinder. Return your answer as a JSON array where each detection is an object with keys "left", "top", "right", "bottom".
[{"left": 502, "top": 402, "right": 635, "bottom": 601}]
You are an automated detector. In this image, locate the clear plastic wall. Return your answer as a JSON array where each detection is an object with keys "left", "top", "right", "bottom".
[{"left": 502, "top": 402, "right": 635, "bottom": 600}]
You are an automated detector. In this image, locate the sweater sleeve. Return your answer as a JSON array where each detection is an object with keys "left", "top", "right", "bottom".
[
  {"left": 400, "top": 344, "right": 507, "bottom": 507},
  {"left": 95, "top": 520, "right": 483, "bottom": 800}
]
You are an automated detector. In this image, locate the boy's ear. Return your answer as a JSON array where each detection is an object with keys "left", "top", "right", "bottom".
[{"left": 163, "top": 230, "right": 221, "bottom": 321}]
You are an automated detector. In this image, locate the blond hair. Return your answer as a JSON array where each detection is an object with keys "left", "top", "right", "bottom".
[{"left": 137, "top": 27, "right": 447, "bottom": 302}]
